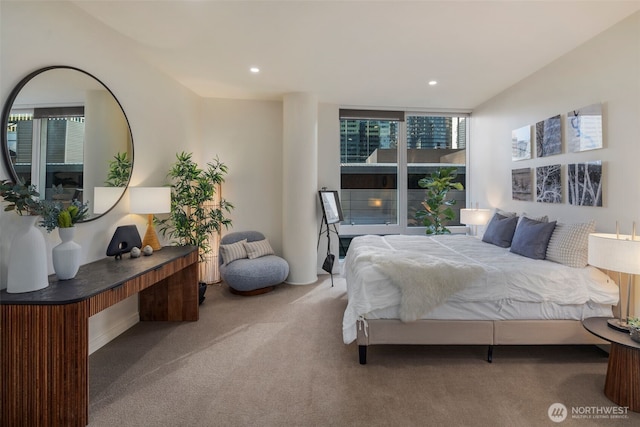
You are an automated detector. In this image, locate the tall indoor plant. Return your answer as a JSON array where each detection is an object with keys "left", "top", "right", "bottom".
[
  {"left": 415, "top": 166, "right": 464, "bottom": 235},
  {"left": 157, "top": 152, "right": 234, "bottom": 303}
]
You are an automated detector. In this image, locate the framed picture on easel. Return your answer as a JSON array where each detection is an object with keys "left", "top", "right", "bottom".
[{"left": 318, "top": 190, "right": 343, "bottom": 224}]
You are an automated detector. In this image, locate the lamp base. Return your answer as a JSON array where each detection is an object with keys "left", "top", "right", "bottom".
[
  {"left": 607, "top": 318, "right": 630, "bottom": 332},
  {"left": 142, "top": 214, "right": 162, "bottom": 251}
]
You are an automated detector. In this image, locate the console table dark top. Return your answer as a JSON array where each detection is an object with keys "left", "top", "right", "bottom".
[{"left": 0, "top": 246, "right": 197, "bottom": 305}]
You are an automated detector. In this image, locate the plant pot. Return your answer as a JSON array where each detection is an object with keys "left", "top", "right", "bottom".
[
  {"left": 630, "top": 326, "right": 640, "bottom": 343},
  {"left": 52, "top": 227, "right": 82, "bottom": 280},
  {"left": 199, "top": 282, "right": 207, "bottom": 305},
  {"left": 7, "top": 215, "right": 49, "bottom": 293}
]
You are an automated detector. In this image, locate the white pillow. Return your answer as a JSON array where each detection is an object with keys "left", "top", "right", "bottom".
[
  {"left": 546, "top": 221, "right": 596, "bottom": 268},
  {"left": 220, "top": 239, "right": 248, "bottom": 265},
  {"left": 244, "top": 239, "right": 275, "bottom": 259}
]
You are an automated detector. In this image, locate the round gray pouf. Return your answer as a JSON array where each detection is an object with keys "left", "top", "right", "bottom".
[{"left": 221, "top": 255, "right": 289, "bottom": 296}]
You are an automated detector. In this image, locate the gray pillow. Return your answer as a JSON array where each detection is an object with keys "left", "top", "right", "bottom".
[
  {"left": 510, "top": 217, "right": 557, "bottom": 260},
  {"left": 482, "top": 213, "right": 518, "bottom": 248}
]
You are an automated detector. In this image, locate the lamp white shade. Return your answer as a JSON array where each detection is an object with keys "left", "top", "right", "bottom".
[
  {"left": 129, "top": 187, "right": 171, "bottom": 214},
  {"left": 459, "top": 208, "right": 492, "bottom": 226},
  {"left": 93, "top": 187, "right": 125, "bottom": 214},
  {"left": 588, "top": 233, "right": 640, "bottom": 274}
]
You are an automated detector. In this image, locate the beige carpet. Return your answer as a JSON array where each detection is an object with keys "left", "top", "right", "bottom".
[{"left": 89, "top": 276, "right": 639, "bottom": 426}]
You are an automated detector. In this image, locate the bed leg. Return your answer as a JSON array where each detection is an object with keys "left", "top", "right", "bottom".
[
  {"left": 359, "top": 345, "right": 367, "bottom": 365},
  {"left": 487, "top": 345, "right": 493, "bottom": 363}
]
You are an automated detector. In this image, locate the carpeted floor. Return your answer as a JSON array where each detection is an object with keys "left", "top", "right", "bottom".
[{"left": 88, "top": 276, "right": 639, "bottom": 426}]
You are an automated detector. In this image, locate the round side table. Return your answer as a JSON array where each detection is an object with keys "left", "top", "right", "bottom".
[{"left": 583, "top": 317, "right": 640, "bottom": 412}]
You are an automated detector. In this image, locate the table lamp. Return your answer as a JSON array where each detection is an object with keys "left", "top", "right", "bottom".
[
  {"left": 93, "top": 187, "right": 125, "bottom": 214},
  {"left": 588, "top": 226, "right": 640, "bottom": 331},
  {"left": 129, "top": 187, "right": 171, "bottom": 251},
  {"left": 460, "top": 206, "right": 492, "bottom": 236}
]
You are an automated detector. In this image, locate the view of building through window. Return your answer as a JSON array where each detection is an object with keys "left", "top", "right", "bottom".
[
  {"left": 340, "top": 113, "right": 467, "bottom": 233},
  {"left": 7, "top": 109, "right": 85, "bottom": 201}
]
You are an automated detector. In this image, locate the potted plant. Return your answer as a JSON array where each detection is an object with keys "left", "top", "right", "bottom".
[
  {"left": 0, "top": 179, "right": 49, "bottom": 292},
  {"left": 415, "top": 166, "right": 464, "bottom": 235},
  {"left": 38, "top": 199, "right": 89, "bottom": 280},
  {"left": 39, "top": 199, "right": 89, "bottom": 232},
  {"left": 0, "top": 178, "right": 42, "bottom": 215},
  {"left": 104, "top": 151, "right": 132, "bottom": 187},
  {"left": 157, "top": 152, "right": 234, "bottom": 303},
  {"left": 628, "top": 317, "right": 640, "bottom": 343}
]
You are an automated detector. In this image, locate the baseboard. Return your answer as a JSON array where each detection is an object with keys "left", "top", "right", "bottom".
[{"left": 89, "top": 311, "right": 139, "bottom": 355}]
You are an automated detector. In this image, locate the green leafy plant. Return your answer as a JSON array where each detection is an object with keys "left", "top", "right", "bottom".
[
  {"left": 105, "top": 152, "right": 132, "bottom": 187},
  {"left": 628, "top": 317, "right": 640, "bottom": 328},
  {"left": 39, "top": 199, "right": 89, "bottom": 232},
  {"left": 0, "top": 179, "right": 42, "bottom": 216},
  {"left": 415, "top": 167, "right": 464, "bottom": 235},
  {"left": 157, "top": 152, "right": 234, "bottom": 267}
]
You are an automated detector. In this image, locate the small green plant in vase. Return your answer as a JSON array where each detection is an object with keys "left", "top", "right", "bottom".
[
  {"left": 628, "top": 317, "right": 640, "bottom": 343},
  {"left": 39, "top": 199, "right": 90, "bottom": 232}
]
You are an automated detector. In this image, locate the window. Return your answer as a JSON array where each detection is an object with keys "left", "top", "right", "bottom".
[
  {"left": 7, "top": 107, "right": 85, "bottom": 201},
  {"left": 340, "top": 110, "right": 468, "bottom": 236}
]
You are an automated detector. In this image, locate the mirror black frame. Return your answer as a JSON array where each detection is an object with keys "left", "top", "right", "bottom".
[{"left": 1, "top": 65, "right": 134, "bottom": 221}]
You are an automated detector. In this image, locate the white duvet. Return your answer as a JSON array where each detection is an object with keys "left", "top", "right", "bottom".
[{"left": 342, "top": 234, "right": 619, "bottom": 344}]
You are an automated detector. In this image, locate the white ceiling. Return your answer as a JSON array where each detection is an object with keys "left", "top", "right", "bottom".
[{"left": 72, "top": 0, "right": 640, "bottom": 110}]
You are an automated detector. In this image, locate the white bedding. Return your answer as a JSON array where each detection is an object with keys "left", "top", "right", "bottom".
[{"left": 342, "top": 234, "right": 619, "bottom": 344}]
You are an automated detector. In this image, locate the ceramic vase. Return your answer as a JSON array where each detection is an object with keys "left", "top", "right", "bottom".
[
  {"left": 7, "top": 215, "right": 49, "bottom": 293},
  {"left": 52, "top": 227, "right": 82, "bottom": 280}
]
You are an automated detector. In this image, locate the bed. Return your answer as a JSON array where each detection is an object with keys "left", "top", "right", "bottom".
[{"left": 342, "top": 233, "right": 619, "bottom": 364}]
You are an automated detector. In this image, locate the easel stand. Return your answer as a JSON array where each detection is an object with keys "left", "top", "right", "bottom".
[{"left": 317, "top": 212, "right": 339, "bottom": 287}]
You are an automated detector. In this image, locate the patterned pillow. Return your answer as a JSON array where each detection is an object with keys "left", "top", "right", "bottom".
[
  {"left": 220, "top": 239, "right": 248, "bottom": 265},
  {"left": 244, "top": 239, "right": 275, "bottom": 259},
  {"left": 546, "top": 221, "right": 596, "bottom": 268}
]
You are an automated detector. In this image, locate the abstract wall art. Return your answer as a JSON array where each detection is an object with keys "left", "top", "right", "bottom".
[
  {"left": 566, "top": 103, "right": 603, "bottom": 152},
  {"left": 536, "top": 164, "right": 562, "bottom": 203},
  {"left": 511, "top": 126, "right": 531, "bottom": 161},
  {"left": 536, "top": 114, "right": 562, "bottom": 157},
  {"left": 512, "top": 168, "right": 532, "bottom": 201}
]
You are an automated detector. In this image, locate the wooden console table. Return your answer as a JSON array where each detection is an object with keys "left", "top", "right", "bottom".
[{"left": 0, "top": 246, "right": 199, "bottom": 426}]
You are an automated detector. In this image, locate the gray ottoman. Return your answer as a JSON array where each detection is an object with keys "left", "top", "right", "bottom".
[{"left": 219, "top": 231, "right": 289, "bottom": 295}]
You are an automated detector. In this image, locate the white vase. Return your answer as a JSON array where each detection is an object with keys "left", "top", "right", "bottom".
[
  {"left": 7, "top": 215, "right": 49, "bottom": 293},
  {"left": 52, "top": 227, "right": 82, "bottom": 280}
]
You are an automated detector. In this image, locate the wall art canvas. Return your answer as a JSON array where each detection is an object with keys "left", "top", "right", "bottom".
[
  {"left": 536, "top": 164, "right": 562, "bottom": 203},
  {"left": 566, "top": 103, "right": 603, "bottom": 152},
  {"left": 512, "top": 168, "right": 532, "bottom": 201},
  {"left": 536, "top": 114, "right": 562, "bottom": 157},
  {"left": 567, "top": 161, "right": 602, "bottom": 207},
  {"left": 511, "top": 126, "right": 531, "bottom": 161}
]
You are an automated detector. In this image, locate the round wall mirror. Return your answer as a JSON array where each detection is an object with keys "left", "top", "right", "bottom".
[{"left": 1, "top": 66, "right": 134, "bottom": 221}]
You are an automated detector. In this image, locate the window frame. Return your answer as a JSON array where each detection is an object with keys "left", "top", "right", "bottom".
[{"left": 339, "top": 109, "right": 470, "bottom": 237}]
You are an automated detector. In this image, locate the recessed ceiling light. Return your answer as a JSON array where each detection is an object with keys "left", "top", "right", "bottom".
[
  {"left": 428, "top": 80, "right": 438, "bottom": 86},
  {"left": 250, "top": 67, "right": 260, "bottom": 73}
]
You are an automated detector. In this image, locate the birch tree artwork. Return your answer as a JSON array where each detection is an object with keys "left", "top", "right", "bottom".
[
  {"left": 568, "top": 161, "right": 602, "bottom": 207},
  {"left": 512, "top": 168, "right": 532, "bottom": 201},
  {"left": 536, "top": 114, "right": 562, "bottom": 157},
  {"left": 536, "top": 164, "right": 562, "bottom": 203}
]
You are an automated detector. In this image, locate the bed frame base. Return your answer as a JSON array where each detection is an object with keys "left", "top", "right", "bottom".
[{"left": 355, "top": 319, "right": 608, "bottom": 364}]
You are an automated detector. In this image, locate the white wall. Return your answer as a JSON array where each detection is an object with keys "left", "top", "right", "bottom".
[
  {"left": 200, "top": 98, "right": 284, "bottom": 252},
  {"left": 1, "top": 1, "right": 202, "bottom": 352},
  {"left": 470, "top": 12, "right": 640, "bottom": 313}
]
